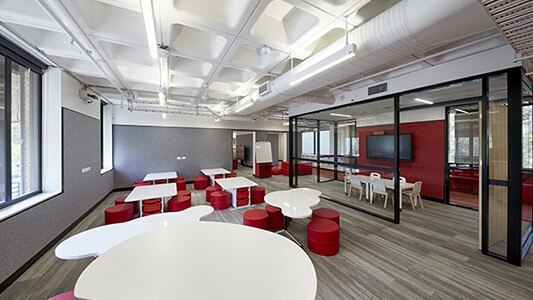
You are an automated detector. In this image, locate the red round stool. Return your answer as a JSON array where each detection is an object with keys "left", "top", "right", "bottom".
[
  {"left": 271, "top": 166, "right": 281, "bottom": 175},
  {"left": 175, "top": 179, "right": 186, "bottom": 190},
  {"left": 104, "top": 204, "right": 133, "bottom": 225},
  {"left": 142, "top": 210, "right": 162, "bottom": 217},
  {"left": 133, "top": 180, "right": 150, "bottom": 187},
  {"left": 194, "top": 176, "right": 208, "bottom": 190},
  {"left": 115, "top": 195, "right": 139, "bottom": 216},
  {"left": 251, "top": 186, "right": 265, "bottom": 204},
  {"left": 48, "top": 290, "right": 74, "bottom": 300},
  {"left": 210, "top": 191, "right": 230, "bottom": 210},
  {"left": 243, "top": 209, "right": 269, "bottom": 230},
  {"left": 177, "top": 190, "right": 192, "bottom": 198},
  {"left": 167, "top": 195, "right": 191, "bottom": 212},
  {"left": 312, "top": 208, "right": 340, "bottom": 225},
  {"left": 205, "top": 186, "right": 221, "bottom": 202},
  {"left": 307, "top": 218, "right": 339, "bottom": 256},
  {"left": 225, "top": 172, "right": 237, "bottom": 178},
  {"left": 154, "top": 179, "right": 167, "bottom": 184},
  {"left": 265, "top": 204, "right": 285, "bottom": 231}
]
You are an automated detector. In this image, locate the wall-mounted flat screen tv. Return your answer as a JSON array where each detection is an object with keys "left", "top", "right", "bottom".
[{"left": 366, "top": 134, "right": 413, "bottom": 162}]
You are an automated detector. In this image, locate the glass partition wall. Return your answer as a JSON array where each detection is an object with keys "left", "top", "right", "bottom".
[{"left": 289, "top": 67, "right": 531, "bottom": 265}]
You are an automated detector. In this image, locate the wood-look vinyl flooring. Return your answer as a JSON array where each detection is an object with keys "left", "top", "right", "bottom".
[{"left": 1, "top": 167, "right": 533, "bottom": 300}]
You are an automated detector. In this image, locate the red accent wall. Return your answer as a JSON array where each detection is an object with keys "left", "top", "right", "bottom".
[{"left": 356, "top": 120, "right": 445, "bottom": 200}]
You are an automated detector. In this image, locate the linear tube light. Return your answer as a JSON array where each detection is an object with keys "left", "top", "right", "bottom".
[
  {"left": 140, "top": 0, "right": 158, "bottom": 59},
  {"left": 330, "top": 113, "right": 352, "bottom": 118},
  {"left": 235, "top": 101, "right": 253, "bottom": 113},
  {"left": 290, "top": 43, "right": 356, "bottom": 86},
  {"left": 455, "top": 109, "right": 468, "bottom": 114},
  {"left": 158, "top": 92, "right": 165, "bottom": 106},
  {"left": 414, "top": 98, "right": 434, "bottom": 105}
]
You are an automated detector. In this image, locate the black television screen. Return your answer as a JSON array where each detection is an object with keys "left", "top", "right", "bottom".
[{"left": 366, "top": 134, "right": 412, "bottom": 162}]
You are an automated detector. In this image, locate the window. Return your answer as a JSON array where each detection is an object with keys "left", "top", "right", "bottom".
[
  {"left": 448, "top": 108, "right": 479, "bottom": 164},
  {"left": 0, "top": 38, "right": 44, "bottom": 207},
  {"left": 524, "top": 104, "right": 532, "bottom": 169},
  {"left": 100, "top": 101, "right": 105, "bottom": 169},
  {"left": 319, "top": 130, "right": 330, "bottom": 155},
  {"left": 301, "top": 131, "right": 314, "bottom": 155}
]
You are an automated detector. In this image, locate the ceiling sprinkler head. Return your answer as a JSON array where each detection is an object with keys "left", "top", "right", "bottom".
[{"left": 259, "top": 45, "right": 272, "bottom": 56}]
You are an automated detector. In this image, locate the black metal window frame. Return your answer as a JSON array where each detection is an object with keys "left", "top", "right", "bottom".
[
  {"left": 100, "top": 101, "right": 105, "bottom": 169},
  {"left": 0, "top": 36, "right": 46, "bottom": 210}
]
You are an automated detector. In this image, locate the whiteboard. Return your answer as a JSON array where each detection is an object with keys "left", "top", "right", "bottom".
[{"left": 255, "top": 141, "right": 273, "bottom": 163}]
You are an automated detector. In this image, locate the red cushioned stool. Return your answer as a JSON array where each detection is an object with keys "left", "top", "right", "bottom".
[
  {"left": 265, "top": 204, "right": 285, "bottom": 231},
  {"left": 251, "top": 186, "right": 265, "bottom": 204},
  {"left": 307, "top": 218, "right": 339, "bottom": 256},
  {"left": 133, "top": 180, "right": 150, "bottom": 187},
  {"left": 142, "top": 198, "right": 162, "bottom": 215},
  {"left": 154, "top": 179, "right": 167, "bottom": 184},
  {"left": 243, "top": 209, "right": 269, "bottom": 230},
  {"left": 48, "top": 290, "right": 74, "bottom": 300},
  {"left": 167, "top": 195, "right": 191, "bottom": 212},
  {"left": 312, "top": 208, "right": 340, "bottom": 225},
  {"left": 175, "top": 179, "right": 186, "bottom": 190},
  {"left": 177, "top": 190, "right": 192, "bottom": 198},
  {"left": 115, "top": 195, "right": 139, "bottom": 216},
  {"left": 226, "top": 172, "right": 237, "bottom": 178},
  {"left": 271, "top": 166, "right": 281, "bottom": 175},
  {"left": 142, "top": 210, "right": 162, "bottom": 217},
  {"left": 194, "top": 176, "right": 208, "bottom": 190},
  {"left": 205, "top": 186, "right": 221, "bottom": 202},
  {"left": 105, "top": 204, "right": 133, "bottom": 225},
  {"left": 210, "top": 191, "right": 230, "bottom": 210}
]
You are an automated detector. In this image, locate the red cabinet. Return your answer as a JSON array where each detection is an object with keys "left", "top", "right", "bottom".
[{"left": 449, "top": 167, "right": 479, "bottom": 194}]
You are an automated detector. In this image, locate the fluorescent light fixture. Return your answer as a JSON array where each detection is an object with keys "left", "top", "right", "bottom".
[
  {"left": 290, "top": 43, "right": 356, "bottom": 86},
  {"left": 330, "top": 113, "right": 352, "bottom": 118},
  {"left": 162, "top": 112, "right": 167, "bottom": 119},
  {"left": 140, "top": 0, "right": 158, "bottom": 59},
  {"left": 338, "top": 122, "right": 355, "bottom": 127},
  {"left": 159, "top": 52, "right": 169, "bottom": 89},
  {"left": 235, "top": 101, "right": 253, "bottom": 113},
  {"left": 414, "top": 98, "right": 434, "bottom": 105},
  {"left": 158, "top": 92, "right": 165, "bottom": 105},
  {"left": 358, "top": 117, "right": 376, "bottom": 121},
  {"left": 455, "top": 109, "right": 468, "bottom": 114}
]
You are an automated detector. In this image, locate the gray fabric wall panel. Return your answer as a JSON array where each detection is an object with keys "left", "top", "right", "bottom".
[
  {"left": 113, "top": 125, "right": 232, "bottom": 187},
  {"left": 0, "top": 109, "right": 114, "bottom": 285}
]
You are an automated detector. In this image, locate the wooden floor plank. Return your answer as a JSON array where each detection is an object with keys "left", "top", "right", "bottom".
[{"left": 1, "top": 167, "right": 532, "bottom": 300}]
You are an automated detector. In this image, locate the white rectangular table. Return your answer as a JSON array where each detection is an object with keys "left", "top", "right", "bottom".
[
  {"left": 357, "top": 175, "right": 415, "bottom": 209},
  {"left": 125, "top": 183, "right": 177, "bottom": 216},
  {"left": 143, "top": 172, "right": 177, "bottom": 184},
  {"left": 215, "top": 177, "right": 258, "bottom": 209},
  {"left": 201, "top": 168, "right": 232, "bottom": 186}
]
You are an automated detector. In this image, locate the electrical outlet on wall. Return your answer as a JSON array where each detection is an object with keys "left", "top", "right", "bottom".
[
  {"left": 182, "top": 156, "right": 186, "bottom": 160},
  {"left": 177, "top": 157, "right": 181, "bottom": 160}
]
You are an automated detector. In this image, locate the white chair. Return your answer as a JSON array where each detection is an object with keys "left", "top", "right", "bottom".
[
  {"left": 393, "top": 176, "right": 406, "bottom": 184},
  {"left": 402, "top": 181, "right": 423, "bottom": 210},
  {"left": 370, "top": 172, "right": 381, "bottom": 179},
  {"left": 344, "top": 170, "right": 352, "bottom": 194},
  {"left": 370, "top": 178, "right": 388, "bottom": 207},
  {"left": 348, "top": 176, "right": 364, "bottom": 200}
]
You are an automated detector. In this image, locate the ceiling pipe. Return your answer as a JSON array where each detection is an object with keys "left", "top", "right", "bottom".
[
  {"left": 36, "top": 0, "right": 131, "bottom": 101},
  {"left": 227, "top": 0, "right": 496, "bottom": 116}
]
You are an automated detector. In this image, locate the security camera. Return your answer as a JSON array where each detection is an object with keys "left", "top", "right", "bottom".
[{"left": 79, "top": 86, "right": 98, "bottom": 104}]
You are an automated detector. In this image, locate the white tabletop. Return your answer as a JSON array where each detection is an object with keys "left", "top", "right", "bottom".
[
  {"left": 143, "top": 172, "right": 177, "bottom": 181},
  {"left": 200, "top": 168, "right": 232, "bottom": 176},
  {"left": 265, "top": 188, "right": 322, "bottom": 219},
  {"left": 215, "top": 176, "right": 258, "bottom": 190},
  {"left": 75, "top": 222, "right": 317, "bottom": 300},
  {"left": 55, "top": 206, "right": 214, "bottom": 260},
  {"left": 125, "top": 183, "right": 177, "bottom": 202},
  {"left": 357, "top": 175, "right": 414, "bottom": 190}
]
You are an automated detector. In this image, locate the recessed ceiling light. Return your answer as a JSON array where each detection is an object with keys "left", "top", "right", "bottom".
[
  {"left": 330, "top": 113, "right": 352, "bottom": 118},
  {"left": 414, "top": 98, "right": 434, "bottom": 104}
]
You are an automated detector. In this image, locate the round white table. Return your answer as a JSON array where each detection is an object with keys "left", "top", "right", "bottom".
[{"left": 74, "top": 222, "right": 317, "bottom": 300}]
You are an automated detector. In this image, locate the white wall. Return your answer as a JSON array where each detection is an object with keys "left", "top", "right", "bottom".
[{"left": 112, "top": 106, "right": 287, "bottom": 131}]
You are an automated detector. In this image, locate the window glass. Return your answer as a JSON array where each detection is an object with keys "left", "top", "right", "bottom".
[
  {"left": 0, "top": 56, "right": 5, "bottom": 204},
  {"left": 10, "top": 62, "right": 40, "bottom": 199},
  {"left": 319, "top": 130, "right": 330, "bottom": 155},
  {"left": 301, "top": 131, "right": 314, "bottom": 154}
]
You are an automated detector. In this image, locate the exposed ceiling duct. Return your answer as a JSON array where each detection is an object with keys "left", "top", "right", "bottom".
[
  {"left": 289, "top": 94, "right": 336, "bottom": 105},
  {"left": 228, "top": 0, "right": 495, "bottom": 116}
]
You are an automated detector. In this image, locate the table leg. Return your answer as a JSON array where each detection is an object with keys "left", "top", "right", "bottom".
[
  {"left": 138, "top": 200, "right": 143, "bottom": 217},
  {"left": 274, "top": 216, "right": 303, "bottom": 248},
  {"left": 210, "top": 175, "right": 215, "bottom": 186}
]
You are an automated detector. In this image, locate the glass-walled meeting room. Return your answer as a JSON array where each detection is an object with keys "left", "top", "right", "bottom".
[{"left": 288, "top": 67, "right": 533, "bottom": 266}]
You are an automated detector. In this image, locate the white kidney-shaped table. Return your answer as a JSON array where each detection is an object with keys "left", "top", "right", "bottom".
[
  {"left": 74, "top": 222, "right": 317, "bottom": 300},
  {"left": 215, "top": 176, "right": 258, "bottom": 209},
  {"left": 201, "top": 168, "right": 231, "bottom": 185},
  {"left": 125, "top": 183, "right": 177, "bottom": 216},
  {"left": 55, "top": 206, "right": 214, "bottom": 260},
  {"left": 265, "top": 188, "right": 322, "bottom": 246},
  {"left": 143, "top": 171, "right": 177, "bottom": 184}
]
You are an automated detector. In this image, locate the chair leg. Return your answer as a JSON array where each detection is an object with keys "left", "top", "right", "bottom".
[
  {"left": 348, "top": 186, "right": 352, "bottom": 197},
  {"left": 409, "top": 195, "right": 416, "bottom": 211},
  {"left": 370, "top": 193, "right": 374, "bottom": 204},
  {"left": 418, "top": 195, "right": 424, "bottom": 208},
  {"left": 358, "top": 188, "right": 363, "bottom": 201},
  {"left": 383, "top": 194, "right": 388, "bottom": 208}
]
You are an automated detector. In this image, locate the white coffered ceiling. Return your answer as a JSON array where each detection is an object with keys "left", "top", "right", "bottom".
[{"left": 0, "top": 0, "right": 509, "bottom": 120}]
